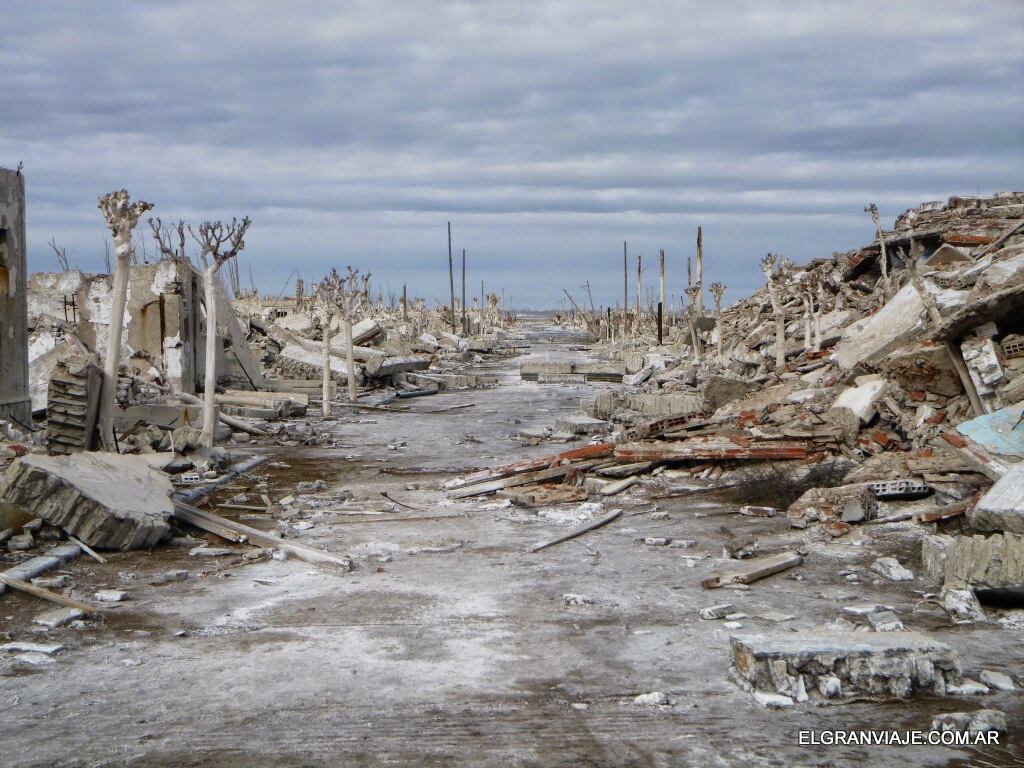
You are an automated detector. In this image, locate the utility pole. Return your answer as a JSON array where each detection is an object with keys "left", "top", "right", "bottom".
[
  {"left": 635, "top": 253, "right": 642, "bottom": 334},
  {"left": 658, "top": 248, "right": 665, "bottom": 340},
  {"left": 461, "top": 247, "right": 467, "bottom": 334},
  {"left": 402, "top": 283, "right": 408, "bottom": 322},
  {"left": 623, "top": 240, "right": 629, "bottom": 337},
  {"left": 447, "top": 221, "right": 456, "bottom": 332},
  {"left": 696, "top": 226, "right": 704, "bottom": 314}
]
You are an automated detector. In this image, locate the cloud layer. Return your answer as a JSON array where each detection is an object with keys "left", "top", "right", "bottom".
[{"left": 2, "top": 1, "right": 1022, "bottom": 307}]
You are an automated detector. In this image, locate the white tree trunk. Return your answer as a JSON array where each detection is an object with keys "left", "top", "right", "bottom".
[
  {"left": 200, "top": 266, "right": 219, "bottom": 448},
  {"left": 774, "top": 311, "right": 786, "bottom": 372},
  {"left": 344, "top": 317, "right": 357, "bottom": 403},
  {"left": 98, "top": 243, "right": 131, "bottom": 451},
  {"left": 802, "top": 294, "right": 812, "bottom": 351},
  {"left": 321, "top": 323, "right": 332, "bottom": 417}
]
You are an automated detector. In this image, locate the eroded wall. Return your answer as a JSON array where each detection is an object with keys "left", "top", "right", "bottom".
[{"left": 0, "top": 168, "right": 30, "bottom": 423}]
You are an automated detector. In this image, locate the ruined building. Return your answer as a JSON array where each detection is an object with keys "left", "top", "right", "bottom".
[{"left": 0, "top": 167, "right": 30, "bottom": 425}]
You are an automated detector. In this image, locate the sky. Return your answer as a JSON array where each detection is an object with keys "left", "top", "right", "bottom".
[{"left": 2, "top": 1, "right": 1022, "bottom": 310}]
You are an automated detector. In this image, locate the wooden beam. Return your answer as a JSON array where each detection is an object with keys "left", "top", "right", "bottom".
[
  {"left": 448, "top": 460, "right": 600, "bottom": 499},
  {"left": 530, "top": 509, "right": 622, "bottom": 553},
  {"left": 0, "top": 575, "right": 100, "bottom": 613},
  {"left": 68, "top": 536, "right": 107, "bottom": 564},
  {"left": 171, "top": 501, "right": 351, "bottom": 567},
  {"left": 701, "top": 552, "right": 802, "bottom": 589}
]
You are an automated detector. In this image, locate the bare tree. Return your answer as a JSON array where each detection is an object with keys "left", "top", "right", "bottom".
[
  {"left": 709, "top": 281, "right": 726, "bottom": 316},
  {"left": 902, "top": 244, "right": 942, "bottom": 327},
  {"left": 709, "top": 281, "right": 727, "bottom": 361},
  {"left": 313, "top": 268, "right": 345, "bottom": 416},
  {"left": 149, "top": 218, "right": 187, "bottom": 262},
  {"left": 812, "top": 273, "right": 826, "bottom": 352},
  {"left": 97, "top": 190, "right": 154, "bottom": 450},
  {"left": 48, "top": 238, "right": 70, "bottom": 271},
  {"left": 799, "top": 278, "right": 814, "bottom": 353},
  {"left": 865, "top": 203, "right": 892, "bottom": 301},
  {"left": 684, "top": 285, "right": 702, "bottom": 362},
  {"left": 190, "top": 217, "right": 252, "bottom": 447},
  {"left": 761, "top": 253, "right": 789, "bottom": 373},
  {"left": 332, "top": 266, "right": 371, "bottom": 403}
]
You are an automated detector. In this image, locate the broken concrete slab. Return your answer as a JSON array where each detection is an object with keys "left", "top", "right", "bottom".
[
  {"left": 701, "top": 375, "right": 756, "bottom": 411},
  {"left": 33, "top": 607, "right": 84, "bottom": 629},
  {"left": 279, "top": 343, "right": 363, "bottom": 381},
  {"left": 871, "top": 557, "right": 915, "bottom": 582},
  {"left": 94, "top": 589, "right": 127, "bottom": 603},
  {"left": 978, "top": 670, "right": 1015, "bottom": 691},
  {"left": 0, "top": 543, "right": 81, "bottom": 597},
  {"left": 969, "top": 462, "right": 1024, "bottom": 533},
  {"left": 831, "top": 378, "right": 887, "bottom": 424},
  {"left": 880, "top": 341, "right": 964, "bottom": 397},
  {"left": 731, "top": 631, "right": 961, "bottom": 700},
  {"left": 931, "top": 709, "right": 1006, "bottom": 735},
  {"left": 923, "top": 531, "right": 1024, "bottom": 592},
  {"left": 554, "top": 415, "right": 609, "bottom": 436},
  {"left": 0, "top": 453, "right": 173, "bottom": 550},
  {"left": 831, "top": 280, "right": 968, "bottom": 370},
  {"left": 0, "top": 642, "right": 64, "bottom": 655}
]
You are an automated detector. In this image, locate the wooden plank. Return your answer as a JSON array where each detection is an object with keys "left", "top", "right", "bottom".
[
  {"left": 68, "top": 536, "right": 107, "bottom": 564},
  {"left": 530, "top": 509, "right": 622, "bottom": 553},
  {"left": 455, "top": 442, "right": 614, "bottom": 488},
  {"left": 701, "top": 552, "right": 802, "bottom": 589},
  {"left": 171, "top": 501, "right": 351, "bottom": 567},
  {"left": 0, "top": 575, "right": 99, "bottom": 613},
  {"left": 614, "top": 439, "right": 811, "bottom": 463},
  {"left": 448, "top": 460, "right": 599, "bottom": 499},
  {"left": 169, "top": 505, "right": 249, "bottom": 544},
  {"left": 599, "top": 476, "right": 640, "bottom": 496}
]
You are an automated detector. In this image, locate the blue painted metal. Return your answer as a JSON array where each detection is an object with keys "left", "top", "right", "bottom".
[{"left": 957, "top": 401, "right": 1024, "bottom": 458}]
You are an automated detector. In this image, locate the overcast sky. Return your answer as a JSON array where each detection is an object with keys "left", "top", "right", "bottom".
[{"left": 2, "top": 1, "right": 1022, "bottom": 309}]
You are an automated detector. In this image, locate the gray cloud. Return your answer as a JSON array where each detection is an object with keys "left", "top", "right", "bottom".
[{"left": 1, "top": 0, "right": 1022, "bottom": 308}]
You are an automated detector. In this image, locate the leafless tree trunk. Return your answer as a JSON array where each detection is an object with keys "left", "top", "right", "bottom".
[
  {"left": 865, "top": 203, "right": 892, "bottom": 301},
  {"left": 343, "top": 318, "right": 357, "bottom": 402},
  {"left": 761, "top": 254, "right": 787, "bottom": 373},
  {"left": 97, "top": 190, "right": 153, "bottom": 451},
  {"left": 190, "top": 217, "right": 252, "bottom": 447},
  {"left": 904, "top": 246, "right": 942, "bottom": 327},
  {"left": 709, "top": 281, "right": 726, "bottom": 362},
  {"left": 695, "top": 226, "right": 704, "bottom": 314},
  {"left": 801, "top": 288, "right": 813, "bottom": 352}
]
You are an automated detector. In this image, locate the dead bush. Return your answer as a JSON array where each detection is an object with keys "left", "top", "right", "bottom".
[{"left": 730, "top": 460, "right": 849, "bottom": 510}]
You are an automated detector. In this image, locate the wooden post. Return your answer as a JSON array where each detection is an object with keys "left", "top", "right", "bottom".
[
  {"left": 635, "top": 253, "right": 642, "bottom": 333},
  {"left": 480, "top": 280, "right": 485, "bottom": 334},
  {"left": 402, "top": 283, "right": 408, "bottom": 322},
  {"left": 946, "top": 340, "right": 986, "bottom": 417},
  {"left": 696, "top": 226, "right": 703, "bottom": 314},
  {"left": 658, "top": 248, "right": 665, "bottom": 339},
  {"left": 461, "top": 248, "right": 467, "bottom": 334},
  {"left": 447, "top": 221, "right": 456, "bottom": 332},
  {"left": 623, "top": 240, "right": 629, "bottom": 337}
]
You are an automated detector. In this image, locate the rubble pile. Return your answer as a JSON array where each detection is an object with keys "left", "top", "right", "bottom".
[{"left": 501, "top": 195, "right": 1024, "bottom": 536}]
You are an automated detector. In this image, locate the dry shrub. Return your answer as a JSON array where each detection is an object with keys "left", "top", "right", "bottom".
[{"left": 730, "top": 460, "right": 849, "bottom": 510}]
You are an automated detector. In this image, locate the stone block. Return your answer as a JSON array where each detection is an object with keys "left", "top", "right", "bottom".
[{"left": 731, "top": 632, "right": 961, "bottom": 700}]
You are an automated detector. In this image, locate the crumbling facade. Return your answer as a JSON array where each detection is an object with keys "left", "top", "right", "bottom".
[{"left": 27, "top": 260, "right": 263, "bottom": 411}]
